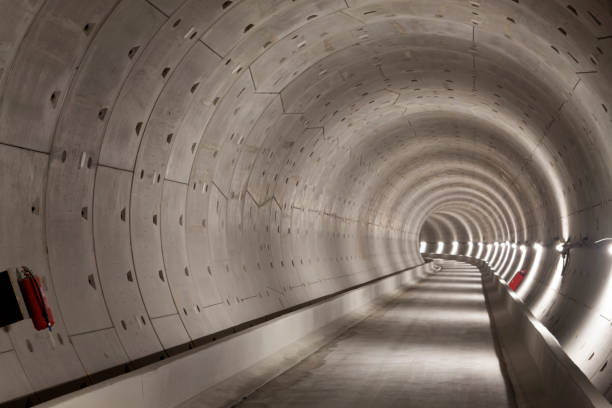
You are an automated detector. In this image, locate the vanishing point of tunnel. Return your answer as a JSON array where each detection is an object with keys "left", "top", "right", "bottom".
[{"left": 2, "top": 0, "right": 612, "bottom": 407}]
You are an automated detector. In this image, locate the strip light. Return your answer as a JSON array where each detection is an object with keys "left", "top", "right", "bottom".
[
  {"left": 476, "top": 242, "right": 484, "bottom": 258},
  {"left": 483, "top": 244, "right": 493, "bottom": 261},
  {"left": 466, "top": 241, "right": 474, "bottom": 257}
]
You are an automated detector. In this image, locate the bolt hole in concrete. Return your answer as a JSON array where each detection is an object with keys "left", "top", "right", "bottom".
[{"left": 128, "top": 45, "right": 139, "bottom": 59}]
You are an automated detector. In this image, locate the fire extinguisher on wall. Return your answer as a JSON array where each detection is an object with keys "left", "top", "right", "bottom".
[
  {"left": 17, "top": 266, "right": 54, "bottom": 331},
  {"left": 509, "top": 269, "right": 527, "bottom": 291}
]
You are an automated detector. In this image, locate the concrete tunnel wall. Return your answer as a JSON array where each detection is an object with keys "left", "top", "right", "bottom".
[{"left": 2, "top": 0, "right": 612, "bottom": 405}]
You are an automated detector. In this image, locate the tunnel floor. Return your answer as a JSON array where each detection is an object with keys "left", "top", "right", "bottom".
[{"left": 222, "top": 260, "right": 514, "bottom": 408}]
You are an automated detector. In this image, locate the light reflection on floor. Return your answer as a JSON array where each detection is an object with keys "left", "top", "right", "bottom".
[{"left": 236, "top": 260, "right": 513, "bottom": 408}]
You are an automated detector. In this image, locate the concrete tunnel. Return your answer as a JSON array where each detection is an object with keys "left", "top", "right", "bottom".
[{"left": 2, "top": 0, "right": 612, "bottom": 406}]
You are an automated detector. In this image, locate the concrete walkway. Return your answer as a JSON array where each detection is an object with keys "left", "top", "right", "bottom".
[{"left": 236, "top": 260, "right": 514, "bottom": 408}]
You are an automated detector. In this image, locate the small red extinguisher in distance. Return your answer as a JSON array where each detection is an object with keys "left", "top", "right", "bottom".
[
  {"left": 18, "top": 267, "right": 54, "bottom": 331},
  {"left": 509, "top": 269, "right": 527, "bottom": 291}
]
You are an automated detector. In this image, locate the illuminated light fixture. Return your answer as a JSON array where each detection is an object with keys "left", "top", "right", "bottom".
[
  {"left": 476, "top": 242, "right": 484, "bottom": 258},
  {"left": 419, "top": 241, "right": 427, "bottom": 253},
  {"left": 608, "top": 245, "right": 612, "bottom": 255},
  {"left": 532, "top": 253, "right": 565, "bottom": 318},
  {"left": 501, "top": 243, "right": 518, "bottom": 279},
  {"left": 483, "top": 244, "right": 493, "bottom": 262},
  {"left": 533, "top": 238, "right": 574, "bottom": 318},
  {"left": 436, "top": 241, "right": 444, "bottom": 254},
  {"left": 451, "top": 241, "right": 459, "bottom": 255},
  {"left": 499, "top": 242, "right": 509, "bottom": 267},
  {"left": 506, "top": 244, "right": 528, "bottom": 282},
  {"left": 466, "top": 241, "right": 474, "bottom": 257},
  {"left": 515, "top": 244, "right": 527, "bottom": 273},
  {"left": 489, "top": 242, "right": 500, "bottom": 265},
  {"left": 495, "top": 241, "right": 511, "bottom": 274},
  {"left": 517, "top": 242, "right": 543, "bottom": 296},
  {"left": 490, "top": 243, "right": 501, "bottom": 268},
  {"left": 492, "top": 242, "right": 505, "bottom": 270}
]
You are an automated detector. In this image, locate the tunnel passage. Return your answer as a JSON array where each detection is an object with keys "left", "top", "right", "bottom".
[
  {"left": 192, "top": 260, "right": 513, "bottom": 408},
  {"left": 2, "top": 0, "right": 612, "bottom": 405}
]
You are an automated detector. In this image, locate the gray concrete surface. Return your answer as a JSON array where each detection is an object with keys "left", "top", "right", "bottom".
[
  {"left": 232, "top": 260, "right": 513, "bottom": 408},
  {"left": 31, "top": 264, "right": 432, "bottom": 408},
  {"left": 2, "top": 0, "right": 612, "bottom": 405}
]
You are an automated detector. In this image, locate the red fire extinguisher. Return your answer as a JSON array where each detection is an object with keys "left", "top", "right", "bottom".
[
  {"left": 509, "top": 269, "right": 527, "bottom": 291},
  {"left": 18, "top": 267, "right": 54, "bottom": 331}
]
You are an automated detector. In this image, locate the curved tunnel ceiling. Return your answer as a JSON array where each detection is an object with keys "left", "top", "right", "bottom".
[{"left": 2, "top": 0, "right": 612, "bottom": 404}]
